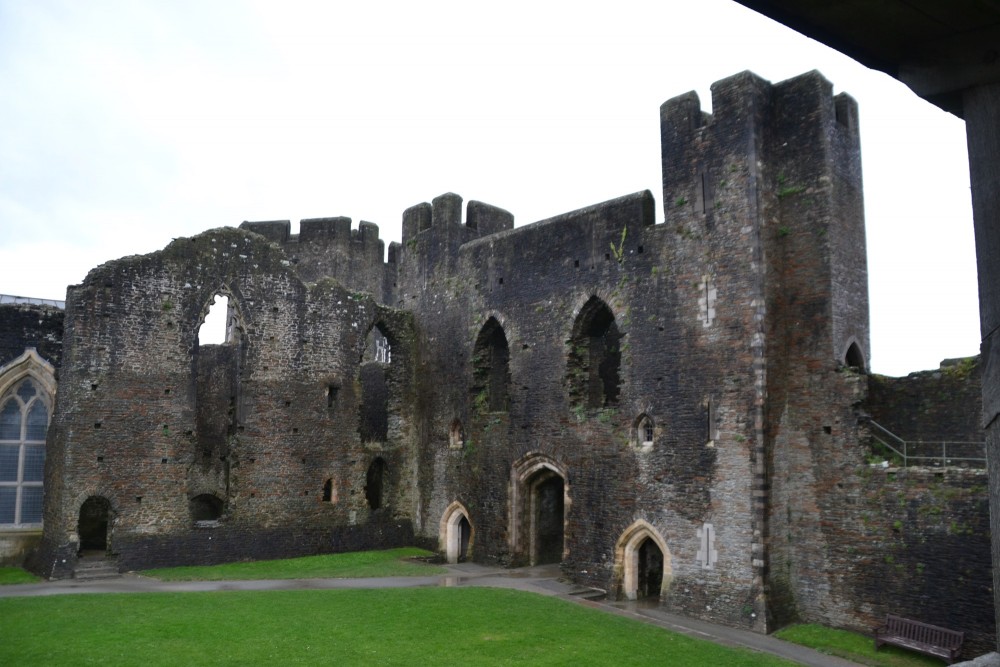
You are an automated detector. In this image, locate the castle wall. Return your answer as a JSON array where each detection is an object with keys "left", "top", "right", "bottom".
[
  {"left": 31, "top": 228, "right": 424, "bottom": 577},
  {"left": 16, "top": 68, "right": 991, "bottom": 654},
  {"left": 401, "top": 150, "right": 767, "bottom": 626}
]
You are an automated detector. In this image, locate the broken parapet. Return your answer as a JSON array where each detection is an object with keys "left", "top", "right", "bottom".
[{"left": 240, "top": 217, "right": 396, "bottom": 304}]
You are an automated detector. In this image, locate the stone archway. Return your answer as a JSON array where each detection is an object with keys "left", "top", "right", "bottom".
[
  {"left": 615, "top": 519, "right": 672, "bottom": 601},
  {"left": 440, "top": 501, "right": 474, "bottom": 564},
  {"left": 510, "top": 453, "right": 570, "bottom": 566},
  {"left": 77, "top": 496, "right": 112, "bottom": 555}
]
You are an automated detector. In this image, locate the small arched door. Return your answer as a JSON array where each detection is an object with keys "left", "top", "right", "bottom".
[
  {"left": 531, "top": 472, "right": 565, "bottom": 565},
  {"left": 637, "top": 538, "right": 664, "bottom": 599}
]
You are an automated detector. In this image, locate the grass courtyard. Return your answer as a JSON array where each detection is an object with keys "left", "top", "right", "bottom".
[
  {"left": 0, "top": 587, "right": 797, "bottom": 666},
  {"left": 0, "top": 549, "right": 948, "bottom": 666}
]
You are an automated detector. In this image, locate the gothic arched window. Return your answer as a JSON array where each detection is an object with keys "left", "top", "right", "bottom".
[{"left": 0, "top": 378, "right": 48, "bottom": 526}]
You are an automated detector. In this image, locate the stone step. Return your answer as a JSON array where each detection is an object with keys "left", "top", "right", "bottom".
[
  {"left": 567, "top": 586, "right": 607, "bottom": 601},
  {"left": 73, "top": 560, "right": 120, "bottom": 580}
]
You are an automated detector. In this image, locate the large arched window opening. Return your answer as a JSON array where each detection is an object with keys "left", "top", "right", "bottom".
[
  {"left": 358, "top": 324, "right": 392, "bottom": 443},
  {"left": 567, "top": 297, "right": 621, "bottom": 409},
  {"left": 197, "top": 293, "right": 240, "bottom": 347},
  {"left": 472, "top": 318, "right": 510, "bottom": 413},
  {"left": 194, "top": 290, "right": 246, "bottom": 464},
  {"left": 0, "top": 377, "right": 49, "bottom": 526}
]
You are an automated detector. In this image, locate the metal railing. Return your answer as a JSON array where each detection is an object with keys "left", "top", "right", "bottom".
[{"left": 868, "top": 420, "right": 986, "bottom": 468}]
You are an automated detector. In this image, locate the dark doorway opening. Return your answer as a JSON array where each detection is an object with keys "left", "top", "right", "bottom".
[
  {"left": 358, "top": 363, "right": 389, "bottom": 442},
  {"left": 366, "top": 457, "right": 388, "bottom": 510},
  {"left": 637, "top": 538, "right": 664, "bottom": 599},
  {"left": 533, "top": 474, "right": 565, "bottom": 565},
  {"left": 845, "top": 342, "right": 866, "bottom": 371},
  {"left": 190, "top": 494, "right": 224, "bottom": 522},
  {"left": 458, "top": 515, "right": 471, "bottom": 562},
  {"left": 78, "top": 496, "right": 111, "bottom": 554}
]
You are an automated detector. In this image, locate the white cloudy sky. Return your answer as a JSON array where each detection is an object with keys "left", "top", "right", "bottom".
[{"left": 0, "top": 0, "right": 979, "bottom": 377}]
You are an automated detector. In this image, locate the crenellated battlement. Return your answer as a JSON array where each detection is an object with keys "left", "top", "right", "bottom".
[
  {"left": 398, "top": 193, "right": 514, "bottom": 282},
  {"left": 661, "top": 70, "right": 857, "bottom": 143},
  {"left": 401, "top": 193, "right": 514, "bottom": 246}
]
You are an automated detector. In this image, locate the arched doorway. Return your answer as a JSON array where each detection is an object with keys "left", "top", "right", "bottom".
[
  {"left": 637, "top": 538, "right": 664, "bottom": 599},
  {"left": 532, "top": 473, "right": 564, "bottom": 564},
  {"left": 457, "top": 516, "right": 471, "bottom": 561},
  {"left": 78, "top": 496, "right": 112, "bottom": 555},
  {"left": 440, "top": 501, "right": 474, "bottom": 564},
  {"left": 614, "top": 519, "right": 672, "bottom": 601},
  {"left": 510, "top": 453, "right": 569, "bottom": 566}
]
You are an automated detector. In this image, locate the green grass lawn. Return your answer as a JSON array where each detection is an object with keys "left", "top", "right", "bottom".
[
  {"left": 0, "top": 587, "right": 796, "bottom": 666},
  {"left": 775, "top": 624, "right": 946, "bottom": 667},
  {"left": 0, "top": 566, "right": 41, "bottom": 585},
  {"left": 142, "top": 546, "right": 446, "bottom": 581}
]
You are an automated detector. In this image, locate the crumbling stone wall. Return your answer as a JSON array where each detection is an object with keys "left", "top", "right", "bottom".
[
  {"left": 31, "top": 228, "right": 425, "bottom": 577},
  {"left": 868, "top": 357, "right": 983, "bottom": 444}
]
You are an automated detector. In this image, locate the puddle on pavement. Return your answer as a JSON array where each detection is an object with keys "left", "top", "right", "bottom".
[{"left": 439, "top": 576, "right": 469, "bottom": 587}]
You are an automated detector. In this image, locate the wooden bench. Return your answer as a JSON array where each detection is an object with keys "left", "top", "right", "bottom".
[{"left": 874, "top": 614, "right": 964, "bottom": 664}]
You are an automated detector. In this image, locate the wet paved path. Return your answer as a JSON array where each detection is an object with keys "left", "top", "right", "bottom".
[{"left": 0, "top": 562, "right": 860, "bottom": 667}]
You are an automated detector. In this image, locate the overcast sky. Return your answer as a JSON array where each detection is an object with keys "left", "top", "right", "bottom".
[{"left": 0, "top": 0, "right": 979, "bottom": 377}]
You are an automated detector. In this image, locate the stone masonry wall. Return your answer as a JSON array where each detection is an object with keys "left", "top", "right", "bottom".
[
  {"left": 868, "top": 357, "right": 983, "bottom": 445},
  {"left": 32, "top": 228, "right": 422, "bottom": 577},
  {"left": 0, "top": 303, "right": 64, "bottom": 369}
]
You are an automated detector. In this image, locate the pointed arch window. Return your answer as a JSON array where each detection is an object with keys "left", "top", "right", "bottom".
[
  {"left": 472, "top": 318, "right": 510, "bottom": 413},
  {"left": 844, "top": 342, "right": 866, "bottom": 371},
  {"left": 198, "top": 293, "right": 240, "bottom": 346},
  {"left": 635, "top": 414, "right": 656, "bottom": 451},
  {"left": 0, "top": 378, "right": 48, "bottom": 526},
  {"left": 449, "top": 419, "right": 465, "bottom": 450},
  {"left": 568, "top": 297, "right": 621, "bottom": 409}
]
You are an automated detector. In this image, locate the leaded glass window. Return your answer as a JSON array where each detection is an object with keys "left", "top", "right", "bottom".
[{"left": 0, "top": 378, "right": 48, "bottom": 526}]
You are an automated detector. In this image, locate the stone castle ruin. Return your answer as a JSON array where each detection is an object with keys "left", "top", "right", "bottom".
[{"left": 1, "top": 71, "right": 992, "bottom": 653}]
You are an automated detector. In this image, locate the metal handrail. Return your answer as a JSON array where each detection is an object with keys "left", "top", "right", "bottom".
[{"left": 868, "top": 420, "right": 986, "bottom": 468}]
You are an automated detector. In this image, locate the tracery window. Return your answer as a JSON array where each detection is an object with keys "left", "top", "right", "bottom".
[{"left": 0, "top": 378, "right": 47, "bottom": 526}]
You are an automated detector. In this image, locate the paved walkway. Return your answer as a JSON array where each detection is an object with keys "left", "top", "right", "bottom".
[{"left": 0, "top": 562, "right": 859, "bottom": 667}]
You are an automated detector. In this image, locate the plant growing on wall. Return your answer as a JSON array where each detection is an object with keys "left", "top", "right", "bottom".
[{"left": 609, "top": 226, "right": 627, "bottom": 264}]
